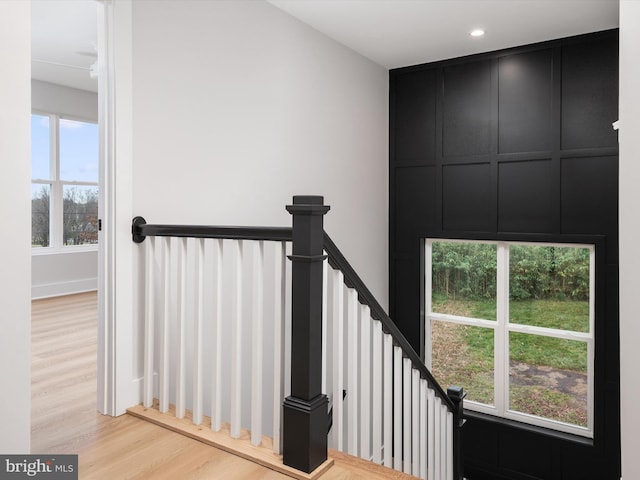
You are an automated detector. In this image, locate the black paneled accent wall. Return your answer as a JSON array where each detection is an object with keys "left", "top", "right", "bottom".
[{"left": 389, "top": 30, "right": 619, "bottom": 480}]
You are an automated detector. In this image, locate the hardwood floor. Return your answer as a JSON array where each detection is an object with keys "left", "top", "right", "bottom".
[
  {"left": 31, "top": 292, "right": 108, "bottom": 454},
  {"left": 31, "top": 292, "right": 418, "bottom": 480}
]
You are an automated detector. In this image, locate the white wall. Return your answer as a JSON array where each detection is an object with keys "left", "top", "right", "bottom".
[
  {"left": 130, "top": 0, "right": 388, "bottom": 355},
  {"left": 30, "top": 80, "right": 99, "bottom": 299},
  {"left": 126, "top": 0, "right": 388, "bottom": 406},
  {"left": 32, "top": 250, "right": 97, "bottom": 299},
  {"left": 619, "top": 1, "right": 640, "bottom": 478},
  {"left": 32, "top": 79, "right": 98, "bottom": 121},
  {"left": 0, "top": 0, "right": 32, "bottom": 453},
  {"left": 131, "top": 1, "right": 388, "bottom": 303}
]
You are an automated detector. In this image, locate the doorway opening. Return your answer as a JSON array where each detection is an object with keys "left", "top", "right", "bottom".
[{"left": 30, "top": 0, "right": 103, "bottom": 451}]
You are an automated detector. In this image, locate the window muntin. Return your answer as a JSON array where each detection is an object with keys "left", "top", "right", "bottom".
[
  {"left": 426, "top": 239, "right": 594, "bottom": 437},
  {"left": 31, "top": 113, "right": 98, "bottom": 251}
]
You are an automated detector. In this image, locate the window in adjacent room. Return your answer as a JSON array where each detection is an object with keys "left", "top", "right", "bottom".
[
  {"left": 31, "top": 113, "right": 99, "bottom": 250},
  {"left": 426, "top": 239, "right": 594, "bottom": 438}
]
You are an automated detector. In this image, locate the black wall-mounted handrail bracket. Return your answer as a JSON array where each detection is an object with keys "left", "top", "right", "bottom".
[{"left": 132, "top": 216, "right": 147, "bottom": 243}]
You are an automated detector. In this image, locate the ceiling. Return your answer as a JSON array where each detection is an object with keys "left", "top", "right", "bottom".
[
  {"left": 30, "top": 0, "right": 619, "bottom": 93},
  {"left": 267, "top": 0, "right": 619, "bottom": 69},
  {"left": 31, "top": 0, "right": 98, "bottom": 93}
]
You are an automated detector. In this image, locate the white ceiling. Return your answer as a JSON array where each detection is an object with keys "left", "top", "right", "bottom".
[
  {"left": 30, "top": 0, "right": 619, "bottom": 93},
  {"left": 267, "top": 0, "right": 619, "bottom": 69},
  {"left": 31, "top": 0, "right": 98, "bottom": 93}
]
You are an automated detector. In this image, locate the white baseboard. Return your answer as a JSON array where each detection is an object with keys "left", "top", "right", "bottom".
[
  {"left": 31, "top": 277, "right": 97, "bottom": 300},
  {"left": 134, "top": 372, "right": 159, "bottom": 399}
]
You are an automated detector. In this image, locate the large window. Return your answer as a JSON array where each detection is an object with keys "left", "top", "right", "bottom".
[
  {"left": 31, "top": 113, "right": 99, "bottom": 250},
  {"left": 426, "top": 239, "right": 594, "bottom": 437}
]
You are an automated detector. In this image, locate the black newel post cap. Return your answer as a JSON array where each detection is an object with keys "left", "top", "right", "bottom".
[
  {"left": 448, "top": 385, "right": 466, "bottom": 424},
  {"left": 447, "top": 385, "right": 466, "bottom": 402},
  {"left": 286, "top": 195, "right": 331, "bottom": 216}
]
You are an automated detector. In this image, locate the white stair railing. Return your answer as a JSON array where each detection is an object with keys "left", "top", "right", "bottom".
[
  {"left": 134, "top": 219, "right": 292, "bottom": 454},
  {"left": 132, "top": 196, "right": 465, "bottom": 479},
  {"left": 323, "top": 232, "right": 465, "bottom": 480},
  {"left": 324, "top": 264, "right": 455, "bottom": 479}
]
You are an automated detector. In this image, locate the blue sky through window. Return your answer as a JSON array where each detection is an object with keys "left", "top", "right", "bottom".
[
  {"left": 60, "top": 119, "right": 99, "bottom": 182},
  {"left": 31, "top": 114, "right": 50, "bottom": 180},
  {"left": 31, "top": 115, "right": 99, "bottom": 182}
]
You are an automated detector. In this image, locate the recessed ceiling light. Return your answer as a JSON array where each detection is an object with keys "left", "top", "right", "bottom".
[{"left": 470, "top": 29, "right": 485, "bottom": 37}]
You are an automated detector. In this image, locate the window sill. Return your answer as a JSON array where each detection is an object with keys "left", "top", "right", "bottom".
[
  {"left": 32, "top": 246, "right": 98, "bottom": 256},
  {"left": 464, "top": 409, "right": 594, "bottom": 447}
]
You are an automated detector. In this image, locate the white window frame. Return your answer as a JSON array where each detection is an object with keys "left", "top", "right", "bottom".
[
  {"left": 31, "top": 111, "right": 99, "bottom": 254},
  {"left": 425, "top": 239, "right": 595, "bottom": 438}
]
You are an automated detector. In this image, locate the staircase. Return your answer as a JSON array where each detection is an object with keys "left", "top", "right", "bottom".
[{"left": 131, "top": 196, "right": 465, "bottom": 480}]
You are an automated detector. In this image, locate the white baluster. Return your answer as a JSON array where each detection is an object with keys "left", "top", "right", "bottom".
[
  {"left": 428, "top": 388, "right": 435, "bottom": 480},
  {"left": 420, "top": 379, "right": 428, "bottom": 480},
  {"left": 322, "top": 255, "right": 328, "bottom": 395},
  {"left": 359, "top": 303, "right": 371, "bottom": 461},
  {"left": 211, "top": 238, "right": 223, "bottom": 431},
  {"left": 272, "top": 241, "right": 286, "bottom": 454},
  {"left": 230, "top": 240, "right": 243, "bottom": 438},
  {"left": 383, "top": 334, "right": 393, "bottom": 468},
  {"left": 412, "top": 369, "right": 420, "bottom": 477},
  {"left": 371, "top": 319, "right": 383, "bottom": 464},
  {"left": 403, "top": 357, "right": 412, "bottom": 474},
  {"left": 251, "top": 241, "right": 264, "bottom": 446},
  {"left": 159, "top": 237, "right": 170, "bottom": 413},
  {"left": 347, "top": 287, "right": 359, "bottom": 456},
  {"left": 447, "top": 410, "right": 454, "bottom": 480},
  {"left": 440, "top": 402, "right": 448, "bottom": 480},
  {"left": 192, "top": 238, "right": 205, "bottom": 425},
  {"left": 434, "top": 395, "right": 442, "bottom": 478},
  {"left": 331, "top": 269, "right": 345, "bottom": 451},
  {"left": 175, "top": 237, "right": 187, "bottom": 419},
  {"left": 143, "top": 237, "right": 155, "bottom": 408},
  {"left": 393, "top": 346, "right": 403, "bottom": 471}
]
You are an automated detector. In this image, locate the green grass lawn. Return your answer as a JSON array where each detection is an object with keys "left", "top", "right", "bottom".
[
  {"left": 433, "top": 296, "right": 589, "bottom": 371},
  {"left": 431, "top": 296, "right": 589, "bottom": 426}
]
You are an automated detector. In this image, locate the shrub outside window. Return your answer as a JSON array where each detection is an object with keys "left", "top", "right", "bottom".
[{"left": 426, "top": 239, "right": 594, "bottom": 438}]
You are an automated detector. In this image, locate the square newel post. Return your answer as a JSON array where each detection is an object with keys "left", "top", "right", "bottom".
[{"left": 283, "top": 195, "right": 330, "bottom": 473}]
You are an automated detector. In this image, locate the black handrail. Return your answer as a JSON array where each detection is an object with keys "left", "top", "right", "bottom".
[
  {"left": 323, "top": 232, "right": 456, "bottom": 412},
  {"left": 132, "top": 216, "right": 292, "bottom": 243}
]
